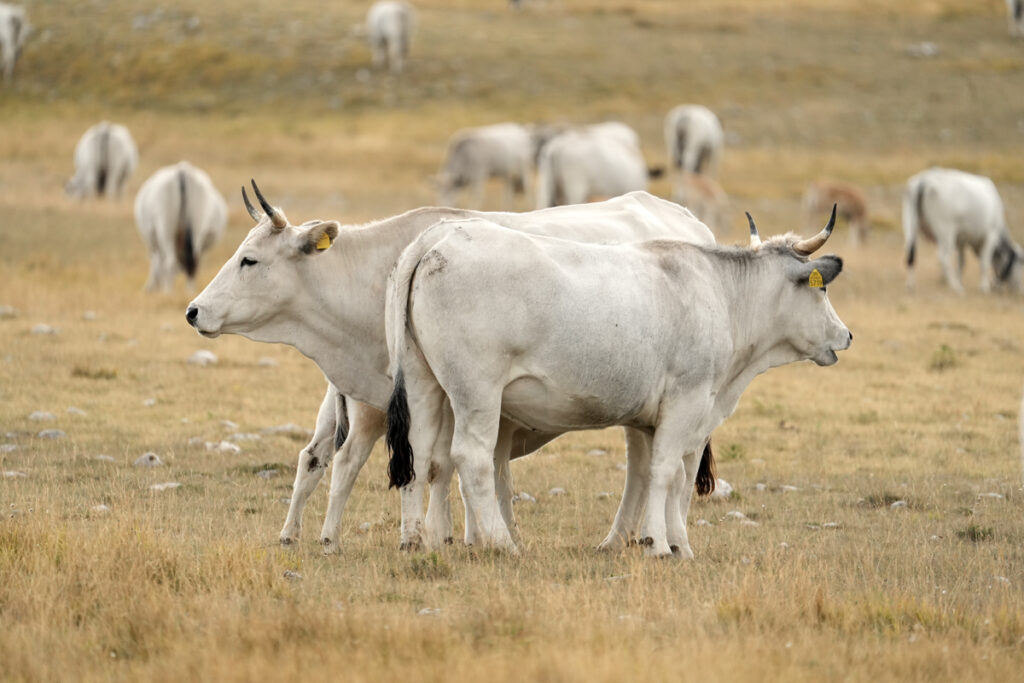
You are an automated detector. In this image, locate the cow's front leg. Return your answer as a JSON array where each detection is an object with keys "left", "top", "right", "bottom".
[
  {"left": 280, "top": 385, "right": 337, "bottom": 545},
  {"left": 667, "top": 445, "right": 702, "bottom": 560},
  {"left": 319, "top": 401, "right": 386, "bottom": 553},
  {"left": 938, "top": 237, "right": 965, "bottom": 295}
]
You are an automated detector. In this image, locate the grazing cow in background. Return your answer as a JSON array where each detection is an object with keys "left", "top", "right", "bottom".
[
  {"left": 65, "top": 122, "right": 139, "bottom": 200},
  {"left": 536, "top": 122, "right": 653, "bottom": 208},
  {"left": 0, "top": 3, "right": 29, "bottom": 82},
  {"left": 903, "top": 167, "right": 1023, "bottom": 294},
  {"left": 436, "top": 123, "right": 534, "bottom": 208},
  {"left": 385, "top": 209, "right": 849, "bottom": 556},
  {"left": 665, "top": 105, "right": 723, "bottom": 201},
  {"left": 135, "top": 161, "right": 227, "bottom": 293},
  {"left": 1009, "top": 0, "right": 1023, "bottom": 38},
  {"left": 678, "top": 172, "right": 729, "bottom": 236},
  {"left": 186, "top": 186, "right": 714, "bottom": 551},
  {"left": 367, "top": 1, "right": 414, "bottom": 73},
  {"left": 802, "top": 179, "right": 870, "bottom": 245}
]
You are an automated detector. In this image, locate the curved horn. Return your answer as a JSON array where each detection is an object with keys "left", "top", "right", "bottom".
[
  {"left": 250, "top": 179, "right": 286, "bottom": 229},
  {"left": 745, "top": 211, "right": 761, "bottom": 247},
  {"left": 793, "top": 203, "right": 837, "bottom": 256},
  {"left": 241, "top": 186, "right": 261, "bottom": 222}
]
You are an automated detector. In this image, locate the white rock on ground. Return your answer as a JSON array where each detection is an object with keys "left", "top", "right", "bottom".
[
  {"left": 710, "top": 478, "right": 733, "bottom": 500},
  {"left": 548, "top": 487, "right": 567, "bottom": 496},
  {"left": 0, "top": 305, "right": 19, "bottom": 318},
  {"left": 31, "top": 324, "right": 58, "bottom": 335},
  {"left": 91, "top": 504, "right": 111, "bottom": 514},
  {"left": 29, "top": 411, "right": 56, "bottom": 421},
  {"left": 149, "top": 482, "right": 181, "bottom": 492},
  {"left": 890, "top": 500, "right": 908, "bottom": 509},
  {"left": 3, "top": 471, "right": 27, "bottom": 478},
  {"left": 82, "top": 311, "right": 98, "bottom": 321},
  {"left": 256, "top": 469, "right": 280, "bottom": 479},
  {"left": 93, "top": 454, "right": 116, "bottom": 462},
  {"left": 283, "top": 570, "right": 302, "bottom": 581},
  {"left": 257, "top": 357, "right": 279, "bottom": 367},
  {"left": 37, "top": 429, "right": 65, "bottom": 439},
  {"left": 0, "top": 444, "right": 17, "bottom": 453},
  {"left": 780, "top": 484, "right": 800, "bottom": 493},
  {"left": 134, "top": 452, "right": 163, "bottom": 467},
  {"left": 142, "top": 398, "right": 157, "bottom": 407},
  {"left": 695, "top": 519, "right": 712, "bottom": 526},
  {"left": 724, "top": 510, "right": 747, "bottom": 521},
  {"left": 220, "top": 420, "right": 239, "bottom": 431},
  {"left": 187, "top": 350, "right": 218, "bottom": 366},
  {"left": 206, "top": 440, "right": 241, "bottom": 454},
  {"left": 67, "top": 407, "right": 87, "bottom": 416},
  {"left": 978, "top": 492, "right": 1004, "bottom": 500},
  {"left": 513, "top": 492, "right": 536, "bottom": 503},
  {"left": 261, "top": 423, "right": 313, "bottom": 437},
  {"left": 586, "top": 448, "right": 607, "bottom": 457},
  {"left": 597, "top": 491, "right": 614, "bottom": 500},
  {"left": 418, "top": 608, "right": 441, "bottom": 616},
  {"left": 229, "top": 433, "right": 262, "bottom": 442},
  {"left": 359, "top": 522, "right": 372, "bottom": 532}
]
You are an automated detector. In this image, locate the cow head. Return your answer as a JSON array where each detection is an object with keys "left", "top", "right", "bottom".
[
  {"left": 747, "top": 206, "right": 852, "bottom": 366},
  {"left": 992, "top": 237, "right": 1024, "bottom": 291},
  {"left": 185, "top": 180, "right": 339, "bottom": 340}
]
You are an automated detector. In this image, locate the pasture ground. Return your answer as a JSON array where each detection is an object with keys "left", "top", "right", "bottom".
[{"left": 2, "top": 1, "right": 1024, "bottom": 680}]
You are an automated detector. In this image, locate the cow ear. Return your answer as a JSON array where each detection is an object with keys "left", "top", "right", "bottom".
[
  {"left": 787, "top": 255, "right": 843, "bottom": 288},
  {"left": 298, "top": 221, "right": 340, "bottom": 254}
]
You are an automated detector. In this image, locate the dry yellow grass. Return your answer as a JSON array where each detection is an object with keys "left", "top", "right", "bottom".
[{"left": 2, "top": 1, "right": 1024, "bottom": 681}]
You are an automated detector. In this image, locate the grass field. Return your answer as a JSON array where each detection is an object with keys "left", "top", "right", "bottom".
[{"left": 2, "top": 1, "right": 1024, "bottom": 680}]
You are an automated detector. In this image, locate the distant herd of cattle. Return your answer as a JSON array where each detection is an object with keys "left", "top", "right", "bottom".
[{"left": 4, "top": 1, "right": 1023, "bottom": 555}]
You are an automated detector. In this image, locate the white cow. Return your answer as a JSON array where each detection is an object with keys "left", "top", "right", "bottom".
[
  {"left": 186, "top": 185, "right": 714, "bottom": 551},
  {"left": 1009, "top": 0, "right": 1023, "bottom": 38},
  {"left": 0, "top": 3, "right": 29, "bottom": 82},
  {"left": 135, "top": 162, "right": 227, "bottom": 292},
  {"left": 367, "top": 1, "right": 414, "bottom": 73},
  {"left": 65, "top": 122, "right": 139, "bottom": 200},
  {"left": 536, "top": 122, "right": 652, "bottom": 208},
  {"left": 665, "top": 105, "right": 723, "bottom": 203},
  {"left": 903, "top": 167, "right": 1023, "bottom": 294},
  {"left": 385, "top": 209, "right": 850, "bottom": 557},
  {"left": 436, "top": 123, "right": 533, "bottom": 208}
]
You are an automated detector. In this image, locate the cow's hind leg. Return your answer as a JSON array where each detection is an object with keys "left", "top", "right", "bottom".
[
  {"left": 424, "top": 404, "right": 456, "bottom": 548},
  {"left": 449, "top": 393, "right": 515, "bottom": 552},
  {"left": 598, "top": 427, "right": 650, "bottom": 551},
  {"left": 668, "top": 445, "right": 702, "bottom": 559}
]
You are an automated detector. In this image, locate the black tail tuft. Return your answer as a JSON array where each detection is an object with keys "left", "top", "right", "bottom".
[
  {"left": 174, "top": 170, "right": 197, "bottom": 277},
  {"left": 694, "top": 144, "right": 711, "bottom": 175},
  {"left": 695, "top": 439, "right": 716, "bottom": 496},
  {"left": 386, "top": 369, "right": 415, "bottom": 489},
  {"left": 906, "top": 241, "right": 915, "bottom": 267},
  {"left": 648, "top": 166, "right": 665, "bottom": 180}
]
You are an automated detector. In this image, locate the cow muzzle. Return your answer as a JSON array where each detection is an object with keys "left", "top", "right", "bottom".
[{"left": 185, "top": 304, "right": 221, "bottom": 338}]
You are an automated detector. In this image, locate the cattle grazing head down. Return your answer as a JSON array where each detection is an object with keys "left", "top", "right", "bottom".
[
  {"left": 745, "top": 204, "right": 851, "bottom": 366},
  {"left": 185, "top": 180, "right": 339, "bottom": 340}
]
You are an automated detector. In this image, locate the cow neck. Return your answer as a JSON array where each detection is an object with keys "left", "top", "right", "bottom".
[
  {"left": 713, "top": 251, "right": 804, "bottom": 417},
  {"left": 286, "top": 220, "right": 419, "bottom": 410}
]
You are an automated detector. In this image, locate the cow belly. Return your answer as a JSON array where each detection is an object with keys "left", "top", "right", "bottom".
[{"left": 499, "top": 374, "right": 645, "bottom": 433}]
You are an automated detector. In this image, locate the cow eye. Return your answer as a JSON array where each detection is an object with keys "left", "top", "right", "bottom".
[{"left": 240, "top": 257, "right": 257, "bottom": 268}]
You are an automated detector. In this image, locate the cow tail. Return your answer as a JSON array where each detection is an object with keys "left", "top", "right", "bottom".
[
  {"left": 334, "top": 394, "right": 349, "bottom": 451},
  {"left": 695, "top": 438, "right": 717, "bottom": 496},
  {"left": 386, "top": 368, "right": 414, "bottom": 489},
  {"left": 96, "top": 124, "right": 110, "bottom": 196},
  {"left": 694, "top": 144, "right": 711, "bottom": 175},
  {"left": 673, "top": 129, "right": 686, "bottom": 170},
  {"left": 174, "top": 169, "right": 197, "bottom": 278},
  {"left": 903, "top": 178, "right": 925, "bottom": 268}
]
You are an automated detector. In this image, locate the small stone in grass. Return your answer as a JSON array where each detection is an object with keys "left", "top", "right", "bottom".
[
  {"left": 206, "top": 440, "right": 241, "bottom": 454},
  {"left": 978, "top": 492, "right": 1004, "bottom": 500},
  {"left": 780, "top": 484, "right": 800, "bottom": 493},
  {"left": 91, "top": 504, "right": 111, "bottom": 514},
  {"left": 754, "top": 482, "right": 767, "bottom": 492},
  {"left": 548, "top": 487, "right": 567, "bottom": 496},
  {"left": 724, "top": 510, "right": 747, "bottom": 521},
  {"left": 694, "top": 519, "right": 711, "bottom": 527},
  {"left": 418, "top": 608, "right": 441, "bottom": 617},
  {"left": 0, "top": 305, "right": 19, "bottom": 319},
  {"left": 283, "top": 570, "right": 302, "bottom": 581},
  {"left": 187, "top": 350, "right": 218, "bottom": 366},
  {"left": 149, "top": 482, "right": 182, "bottom": 492},
  {"left": 142, "top": 398, "right": 157, "bottom": 407},
  {"left": 256, "top": 469, "right": 280, "bottom": 480},
  {"left": 822, "top": 522, "right": 841, "bottom": 529},
  {"left": 890, "top": 500, "right": 908, "bottom": 509},
  {"left": 0, "top": 444, "right": 16, "bottom": 453},
  {"left": 221, "top": 420, "right": 239, "bottom": 431},
  {"left": 29, "top": 411, "right": 56, "bottom": 421},
  {"left": 597, "top": 491, "right": 614, "bottom": 500},
  {"left": 710, "top": 478, "right": 733, "bottom": 500},
  {"left": 82, "top": 311, "right": 98, "bottom": 321},
  {"left": 3, "top": 471, "right": 27, "bottom": 478},
  {"left": 257, "top": 357, "right": 279, "bottom": 367},
  {"left": 31, "top": 324, "right": 58, "bottom": 335},
  {"left": 134, "top": 452, "right": 163, "bottom": 467},
  {"left": 513, "top": 491, "right": 536, "bottom": 503},
  {"left": 359, "top": 522, "right": 372, "bottom": 532},
  {"left": 67, "top": 406, "right": 87, "bottom": 416},
  {"left": 93, "top": 454, "right": 116, "bottom": 463},
  {"left": 586, "top": 448, "right": 607, "bottom": 457},
  {"left": 37, "top": 429, "right": 65, "bottom": 439}
]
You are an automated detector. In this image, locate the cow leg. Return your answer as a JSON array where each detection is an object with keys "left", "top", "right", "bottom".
[
  {"left": 492, "top": 423, "right": 521, "bottom": 547},
  {"left": 398, "top": 367, "right": 449, "bottom": 551},
  {"left": 641, "top": 403, "right": 708, "bottom": 558},
  {"left": 937, "top": 235, "right": 965, "bottom": 295},
  {"left": 145, "top": 252, "right": 163, "bottom": 292},
  {"left": 979, "top": 233, "right": 1001, "bottom": 293},
  {"left": 597, "top": 427, "right": 650, "bottom": 551},
  {"left": 280, "top": 385, "right": 337, "bottom": 545},
  {"left": 424, "top": 404, "right": 456, "bottom": 548},
  {"left": 668, "top": 446, "right": 702, "bottom": 560},
  {"left": 319, "top": 401, "right": 386, "bottom": 552},
  {"left": 448, "top": 395, "right": 516, "bottom": 551},
  {"left": 665, "top": 459, "right": 690, "bottom": 558}
]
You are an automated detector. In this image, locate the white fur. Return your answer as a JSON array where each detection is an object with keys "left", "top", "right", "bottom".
[
  {"left": 436, "top": 123, "right": 533, "bottom": 208},
  {"left": 387, "top": 220, "right": 850, "bottom": 556},
  {"left": 134, "top": 162, "right": 227, "bottom": 293},
  {"left": 1008, "top": 0, "right": 1023, "bottom": 38},
  {"left": 536, "top": 122, "right": 649, "bottom": 208},
  {"left": 187, "top": 192, "right": 713, "bottom": 550},
  {"left": 0, "top": 3, "right": 29, "bottom": 81},
  {"left": 367, "top": 1, "right": 415, "bottom": 73},
  {"left": 903, "top": 167, "right": 1023, "bottom": 294},
  {"left": 66, "top": 122, "right": 139, "bottom": 199}
]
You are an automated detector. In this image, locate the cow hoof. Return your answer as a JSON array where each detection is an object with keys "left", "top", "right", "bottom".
[
  {"left": 638, "top": 536, "right": 654, "bottom": 547},
  {"left": 399, "top": 541, "right": 422, "bottom": 552},
  {"left": 444, "top": 537, "right": 454, "bottom": 545},
  {"left": 279, "top": 537, "right": 295, "bottom": 547},
  {"left": 321, "top": 538, "right": 340, "bottom": 555},
  {"left": 669, "top": 545, "right": 679, "bottom": 554}
]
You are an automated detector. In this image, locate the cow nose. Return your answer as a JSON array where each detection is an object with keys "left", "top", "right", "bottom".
[
  {"left": 185, "top": 306, "right": 199, "bottom": 327},
  {"left": 848, "top": 331, "right": 853, "bottom": 342}
]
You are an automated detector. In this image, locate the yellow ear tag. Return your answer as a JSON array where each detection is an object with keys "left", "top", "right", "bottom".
[
  {"left": 808, "top": 269, "right": 824, "bottom": 288},
  {"left": 315, "top": 233, "right": 332, "bottom": 251}
]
